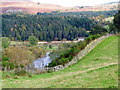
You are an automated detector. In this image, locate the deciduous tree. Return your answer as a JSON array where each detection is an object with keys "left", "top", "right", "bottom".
[{"left": 28, "top": 36, "right": 38, "bottom": 46}]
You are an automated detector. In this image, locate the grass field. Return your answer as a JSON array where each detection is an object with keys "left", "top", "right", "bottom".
[{"left": 2, "top": 36, "right": 118, "bottom": 88}]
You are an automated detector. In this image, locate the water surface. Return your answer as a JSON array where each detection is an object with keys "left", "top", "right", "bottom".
[{"left": 33, "top": 52, "right": 51, "bottom": 69}]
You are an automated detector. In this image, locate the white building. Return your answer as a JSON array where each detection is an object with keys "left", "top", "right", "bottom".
[{"left": 77, "top": 37, "right": 85, "bottom": 41}]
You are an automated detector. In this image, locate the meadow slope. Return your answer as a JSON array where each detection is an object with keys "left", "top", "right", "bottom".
[{"left": 2, "top": 36, "right": 118, "bottom": 88}]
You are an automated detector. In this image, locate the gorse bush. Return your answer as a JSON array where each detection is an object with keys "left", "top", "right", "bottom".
[{"left": 48, "top": 35, "right": 101, "bottom": 67}]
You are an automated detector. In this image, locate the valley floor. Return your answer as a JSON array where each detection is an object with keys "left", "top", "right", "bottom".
[{"left": 2, "top": 36, "right": 119, "bottom": 88}]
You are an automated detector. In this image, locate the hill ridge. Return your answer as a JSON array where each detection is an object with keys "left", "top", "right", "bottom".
[{"left": 1, "top": 0, "right": 119, "bottom": 14}]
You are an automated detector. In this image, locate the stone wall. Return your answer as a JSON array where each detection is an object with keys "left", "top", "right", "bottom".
[{"left": 28, "top": 35, "right": 111, "bottom": 73}]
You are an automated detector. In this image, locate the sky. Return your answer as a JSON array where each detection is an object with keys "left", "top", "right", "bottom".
[{"left": 31, "top": 0, "right": 119, "bottom": 7}]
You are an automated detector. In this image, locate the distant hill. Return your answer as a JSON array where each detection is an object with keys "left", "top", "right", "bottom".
[
  {"left": 100, "top": 1, "right": 119, "bottom": 5},
  {"left": 1, "top": 0, "right": 69, "bottom": 14},
  {"left": 1, "top": 0, "right": 119, "bottom": 14},
  {"left": 2, "top": 0, "right": 31, "bottom": 2},
  {"left": 70, "top": 2, "right": 118, "bottom": 12}
]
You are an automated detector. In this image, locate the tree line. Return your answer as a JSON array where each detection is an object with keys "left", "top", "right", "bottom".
[
  {"left": 2, "top": 14, "right": 97, "bottom": 41},
  {"left": 48, "top": 10, "right": 120, "bottom": 67},
  {"left": 37, "top": 10, "right": 117, "bottom": 18}
]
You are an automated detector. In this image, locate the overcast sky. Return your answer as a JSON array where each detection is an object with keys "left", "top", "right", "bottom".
[{"left": 31, "top": 0, "right": 119, "bottom": 7}]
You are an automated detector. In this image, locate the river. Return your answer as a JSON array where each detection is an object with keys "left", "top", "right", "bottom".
[{"left": 33, "top": 52, "right": 52, "bottom": 69}]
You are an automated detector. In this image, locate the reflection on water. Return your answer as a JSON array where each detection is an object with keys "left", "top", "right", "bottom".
[{"left": 33, "top": 52, "right": 51, "bottom": 69}]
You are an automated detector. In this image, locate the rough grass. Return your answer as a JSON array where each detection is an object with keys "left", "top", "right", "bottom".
[
  {"left": 10, "top": 41, "right": 25, "bottom": 45},
  {"left": 2, "top": 36, "right": 118, "bottom": 88},
  {"left": 43, "top": 46, "right": 58, "bottom": 51}
]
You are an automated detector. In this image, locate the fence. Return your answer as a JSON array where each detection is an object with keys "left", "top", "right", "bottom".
[{"left": 26, "top": 35, "right": 111, "bottom": 73}]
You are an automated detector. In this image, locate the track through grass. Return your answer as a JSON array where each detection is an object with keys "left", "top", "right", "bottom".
[{"left": 2, "top": 36, "right": 118, "bottom": 88}]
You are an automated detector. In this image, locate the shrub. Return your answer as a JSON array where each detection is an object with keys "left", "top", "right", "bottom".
[
  {"left": 68, "top": 55, "right": 73, "bottom": 61},
  {"left": 28, "top": 36, "right": 38, "bottom": 46},
  {"left": 2, "top": 61, "right": 9, "bottom": 68},
  {"left": 48, "top": 35, "right": 101, "bottom": 67},
  {"left": 2, "top": 56, "right": 9, "bottom": 61},
  {"left": 48, "top": 60, "right": 58, "bottom": 67},
  {"left": 69, "top": 47, "right": 80, "bottom": 56},
  {"left": 9, "top": 63, "right": 15, "bottom": 69},
  {"left": 85, "top": 37, "right": 92, "bottom": 44},
  {"left": 58, "top": 59, "right": 64, "bottom": 65},
  {"left": 2, "top": 37, "right": 11, "bottom": 48},
  {"left": 49, "top": 45, "right": 53, "bottom": 49},
  {"left": 28, "top": 74, "right": 33, "bottom": 77},
  {"left": 5, "top": 75, "right": 11, "bottom": 78},
  {"left": 63, "top": 58, "right": 69, "bottom": 64},
  {"left": 20, "top": 64, "right": 24, "bottom": 68},
  {"left": 90, "top": 25, "right": 108, "bottom": 35},
  {"left": 88, "top": 35, "right": 101, "bottom": 40},
  {"left": 29, "top": 47, "right": 46, "bottom": 58},
  {"left": 14, "top": 76, "right": 19, "bottom": 79},
  {"left": 15, "top": 70, "right": 27, "bottom": 76},
  {"left": 3, "top": 47, "right": 34, "bottom": 70}
]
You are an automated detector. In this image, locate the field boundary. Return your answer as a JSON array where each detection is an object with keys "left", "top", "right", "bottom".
[
  {"left": 27, "top": 35, "right": 112, "bottom": 73},
  {"left": 41, "top": 62, "right": 118, "bottom": 81}
]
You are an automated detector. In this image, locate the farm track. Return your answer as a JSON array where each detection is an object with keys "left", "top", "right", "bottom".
[{"left": 39, "top": 62, "right": 118, "bottom": 81}]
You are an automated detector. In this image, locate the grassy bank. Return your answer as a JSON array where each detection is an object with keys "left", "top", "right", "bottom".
[{"left": 2, "top": 36, "right": 118, "bottom": 88}]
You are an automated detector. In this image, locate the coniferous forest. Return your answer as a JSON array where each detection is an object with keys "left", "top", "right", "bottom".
[
  {"left": 2, "top": 10, "right": 117, "bottom": 41},
  {"left": 1, "top": 0, "right": 120, "bottom": 88},
  {"left": 2, "top": 14, "right": 94, "bottom": 41}
]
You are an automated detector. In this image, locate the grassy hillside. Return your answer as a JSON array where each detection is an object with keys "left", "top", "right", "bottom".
[{"left": 2, "top": 36, "right": 118, "bottom": 88}]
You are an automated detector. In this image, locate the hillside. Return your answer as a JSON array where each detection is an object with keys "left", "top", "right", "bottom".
[
  {"left": 2, "top": 36, "right": 118, "bottom": 88},
  {"left": 1, "top": 0, "right": 69, "bottom": 14},
  {"left": 67, "top": 3, "right": 118, "bottom": 12},
  {"left": 1, "top": 0, "right": 119, "bottom": 14}
]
